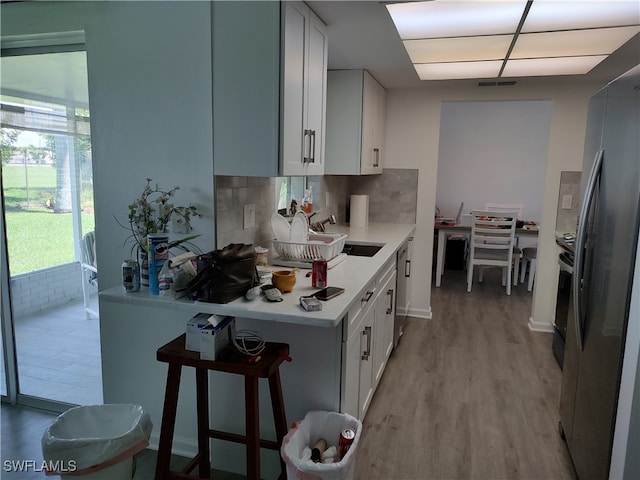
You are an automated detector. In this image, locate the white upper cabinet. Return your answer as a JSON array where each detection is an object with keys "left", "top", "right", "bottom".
[
  {"left": 213, "top": 1, "right": 327, "bottom": 177},
  {"left": 325, "top": 69, "right": 386, "bottom": 175}
]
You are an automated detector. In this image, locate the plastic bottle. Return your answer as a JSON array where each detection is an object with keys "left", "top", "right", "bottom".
[{"left": 302, "top": 187, "right": 313, "bottom": 214}]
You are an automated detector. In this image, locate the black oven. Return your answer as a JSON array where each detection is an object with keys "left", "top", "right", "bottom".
[{"left": 553, "top": 237, "right": 574, "bottom": 369}]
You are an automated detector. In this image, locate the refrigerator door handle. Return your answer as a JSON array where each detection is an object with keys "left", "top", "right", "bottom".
[{"left": 573, "top": 149, "right": 603, "bottom": 351}]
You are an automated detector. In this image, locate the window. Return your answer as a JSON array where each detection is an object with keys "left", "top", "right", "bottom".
[{"left": 1, "top": 51, "right": 93, "bottom": 275}]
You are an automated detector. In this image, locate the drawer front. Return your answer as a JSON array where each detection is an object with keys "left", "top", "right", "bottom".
[
  {"left": 344, "top": 279, "right": 377, "bottom": 340},
  {"left": 377, "top": 257, "right": 397, "bottom": 289}
]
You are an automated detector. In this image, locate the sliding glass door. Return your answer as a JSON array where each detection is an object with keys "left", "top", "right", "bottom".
[{"left": 1, "top": 48, "right": 102, "bottom": 410}]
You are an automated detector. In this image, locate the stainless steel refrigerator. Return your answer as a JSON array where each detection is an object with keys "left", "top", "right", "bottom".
[{"left": 559, "top": 65, "right": 640, "bottom": 479}]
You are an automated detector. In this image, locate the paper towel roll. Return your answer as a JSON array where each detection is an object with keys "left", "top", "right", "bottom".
[{"left": 350, "top": 195, "right": 369, "bottom": 228}]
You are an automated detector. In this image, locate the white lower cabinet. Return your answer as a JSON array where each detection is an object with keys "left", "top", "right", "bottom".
[
  {"left": 357, "top": 298, "right": 376, "bottom": 420},
  {"left": 373, "top": 269, "right": 396, "bottom": 390},
  {"left": 342, "top": 259, "right": 397, "bottom": 420}
]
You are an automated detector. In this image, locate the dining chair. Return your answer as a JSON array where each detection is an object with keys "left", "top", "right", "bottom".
[
  {"left": 519, "top": 246, "right": 538, "bottom": 291},
  {"left": 485, "top": 203, "right": 524, "bottom": 278},
  {"left": 484, "top": 202, "right": 524, "bottom": 219},
  {"left": 80, "top": 231, "right": 99, "bottom": 319},
  {"left": 467, "top": 210, "right": 519, "bottom": 295}
]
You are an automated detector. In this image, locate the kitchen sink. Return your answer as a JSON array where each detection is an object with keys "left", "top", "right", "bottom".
[{"left": 342, "top": 242, "right": 384, "bottom": 257}]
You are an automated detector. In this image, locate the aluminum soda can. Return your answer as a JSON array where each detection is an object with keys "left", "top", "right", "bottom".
[
  {"left": 122, "top": 259, "right": 140, "bottom": 292},
  {"left": 312, "top": 259, "right": 327, "bottom": 288},
  {"left": 339, "top": 428, "right": 355, "bottom": 459}
]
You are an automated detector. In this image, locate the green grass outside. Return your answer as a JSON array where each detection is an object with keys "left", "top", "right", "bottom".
[{"left": 3, "top": 165, "right": 95, "bottom": 275}]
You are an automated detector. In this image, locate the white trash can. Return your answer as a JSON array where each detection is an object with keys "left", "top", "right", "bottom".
[
  {"left": 281, "top": 410, "right": 362, "bottom": 480},
  {"left": 42, "top": 404, "right": 152, "bottom": 479}
]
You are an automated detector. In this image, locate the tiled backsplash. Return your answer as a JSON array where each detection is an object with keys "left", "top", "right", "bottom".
[
  {"left": 347, "top": 169, "right": 418, "bottom": 224},
  {"left": 215, "top": 176, "right": 276, "bottom": 248},
  {"left": 215, "top": 169, "right": 418, "bottom": 248},
  {"left": 556, "top": 171, "right": 581, "bottom": 234}
]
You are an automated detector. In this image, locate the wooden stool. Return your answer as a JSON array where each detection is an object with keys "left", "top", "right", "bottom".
[{"left": 155, "top": 333, "right": 290, "bottom": 480}]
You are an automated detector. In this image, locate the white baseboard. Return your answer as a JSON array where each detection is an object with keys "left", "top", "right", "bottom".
[
  {"left": 148, "top": 432, "right": 197, "bottom": 457},
  {"left": 528, "top": 316, "right": 555, "bottom": 333},
  {"left": 408, "top": 305, "right": 432, "bottom": 319}
]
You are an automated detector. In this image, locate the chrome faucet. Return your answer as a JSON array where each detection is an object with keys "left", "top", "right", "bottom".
[{"left": 310, "top": 214, "right": 337, "bottom": 233}]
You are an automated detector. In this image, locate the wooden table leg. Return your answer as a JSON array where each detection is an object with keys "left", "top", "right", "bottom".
[
  {"left": 436, "top": 229, "right": 446, "bottom": 287},
  {"left": 245, "top": 376, "right": 260, "bottom": 480},
  {"left": 196, "top": 368, "right": 211, "bottom": 478},
  {"left": 156, "top": 363, "right": 182, "bottom": 480},
  {"left": 269, "top": 370, "right": 288, "bottom": 477}
]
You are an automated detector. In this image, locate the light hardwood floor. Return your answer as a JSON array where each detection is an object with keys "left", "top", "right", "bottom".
[
  {"left": 2, "top": 268, "right": 575, "bottom": 479},
  {"left": 353, "top": 268, "right": 576, "bottom": 479}
]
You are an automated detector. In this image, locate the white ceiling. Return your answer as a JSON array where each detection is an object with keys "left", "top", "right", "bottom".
[
  {"left": 1, "top": 1, "right": 639, "bottom": 107},
  {"left": 1, "top": 51, "right": 89, "bottom": 107},
  {"left": 307, "top": 0, "right": 640, "bottom": 89}
]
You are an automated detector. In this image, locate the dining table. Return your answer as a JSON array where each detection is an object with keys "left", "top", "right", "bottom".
[{"left": 434, "top": 222, "right": 540, "bottom": 287}]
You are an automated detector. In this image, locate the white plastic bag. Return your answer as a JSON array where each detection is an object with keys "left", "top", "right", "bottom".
[
  {"left": 158, "top": 252, "right": 197, "bottom": 298},
  {"left": 41, "top": 404, "right": 152, "bottom": 477},
  {"left": 281, "top": 410, "right": 362, "bottom": 480}
]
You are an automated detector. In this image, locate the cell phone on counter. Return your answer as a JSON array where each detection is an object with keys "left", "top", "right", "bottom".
[{"left": 313, "top": 286, "right": 345, "bottom": 301}]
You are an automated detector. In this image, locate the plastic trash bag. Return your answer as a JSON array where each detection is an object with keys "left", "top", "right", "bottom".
[
  {"left": 158, "top": 252, "right": 198, "bottom": 298},
  {"left": 281, "top": 410, "right": 362, "bottom": 480},
  {"left": 42, "top": 404, "right": 152, "bottom": 477}
]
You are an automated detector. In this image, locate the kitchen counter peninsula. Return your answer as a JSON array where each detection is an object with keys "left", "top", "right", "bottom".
[
  {"left": 101, "top": 223, "right": 414, "bottom": 326},
  {"left": 99, "top": 222, "right": 415, "bottom": 478}
]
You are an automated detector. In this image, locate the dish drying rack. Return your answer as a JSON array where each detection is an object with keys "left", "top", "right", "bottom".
[{"left": 272, "top": 233, "right": 347, "bottom": 264}]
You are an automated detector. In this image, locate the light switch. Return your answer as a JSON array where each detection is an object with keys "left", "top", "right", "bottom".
[
  {"left": 243, "top": 204, "right": 255, "bottom": 229},
  {"left": 561, "top": 195, "right": 573, "bottom": 210}
]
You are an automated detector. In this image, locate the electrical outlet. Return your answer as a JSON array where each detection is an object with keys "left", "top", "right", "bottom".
[
  {"left": 561, "top": 195, "right": 573, "bottom": 210},
  {"left": 243, "top": 204, "right": 255, "bottom": 229}
]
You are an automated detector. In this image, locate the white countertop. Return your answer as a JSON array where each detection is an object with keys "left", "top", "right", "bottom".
[{"left": 101, "top": 223, "right": 415, "bottom": 328}]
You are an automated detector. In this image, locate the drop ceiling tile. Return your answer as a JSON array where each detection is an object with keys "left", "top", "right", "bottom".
[
  {"left": 502, "top": 56, "right": 608, "bottom": 77},
  {"left": 512, "top": 26, "right": 640, "bottom": 58},
  {"left": 386, "top": 1, "right": 527, "bottom": 39},
  {"left": 404, "top": 35, "right": 512, "bottom": 63},
  {"left": 523, "top": 1, "right": 640, "bottom": 32},
  {"left": 414, "top": 60, "right": 503, "bottom": 80}
]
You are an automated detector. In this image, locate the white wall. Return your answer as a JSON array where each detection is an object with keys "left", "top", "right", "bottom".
[
  {"left": 1, "top": 0, "right": 216, "bottom": 292},
  {"left": 2, "top": 0, "right": 216, "bottom": 463},
  {"left": 437, "top": 100, "right": 552, "bottom": 223},
  {"left": 384, "top": 82, "right": 601, "bottom": 328}
]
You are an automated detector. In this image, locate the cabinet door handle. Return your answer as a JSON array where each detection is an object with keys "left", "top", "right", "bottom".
[
  {"left": 373, "top": 147, "right": 380, "bottom": 167},
  {"left": 361, "top": 290, "right": 374, "bottom": 307},
  {"left": 362, "top": 326, "right": 372, "bottom": 360},
  {"left": 303, "top": 129, "right": 313, "bottom": 163},
  {"left": 405, "top": 259, "right": 411, "bottom": 278},
  {"left": 386, "top": 288, "right": 394, "bottom": 314},
  {"left": 310, "top": 130, "right": 316, "bottom": 164}
]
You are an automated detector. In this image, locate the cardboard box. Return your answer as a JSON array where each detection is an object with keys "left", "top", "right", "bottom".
[
  {"left": 186, "top": 313, "right": 213, "bottom": 352},
  {"left": 201, "top": 316, "right": 235, "bottom": 361}
]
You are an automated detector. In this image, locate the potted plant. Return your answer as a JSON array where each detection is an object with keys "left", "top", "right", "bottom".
[{"left": 118, "top": 178, "right": 201, "bottom": 286}]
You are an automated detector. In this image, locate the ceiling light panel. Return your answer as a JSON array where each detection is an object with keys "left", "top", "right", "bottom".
[
  {"left": 386, "top": 1, "right": 527, "bottom": 39},
  {"left": 523, "top": 1, "right": 640, "bottom": 32},
  {"left": 512, "top": 26, "right": 640, "bottom": 58},
  {"left": 502, "top": 56, "right": 608, "bottom": 77},
  {"left": 404, "top": 35, "right": 512, "bottom": 63},
  {"left": 414, "top": 60, "right": 503, "bottom": 80}
]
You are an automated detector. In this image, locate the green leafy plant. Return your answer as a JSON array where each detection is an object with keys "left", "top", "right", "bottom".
[{"left": 118, "top": 178, "right": 201, "bottom": 257}]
